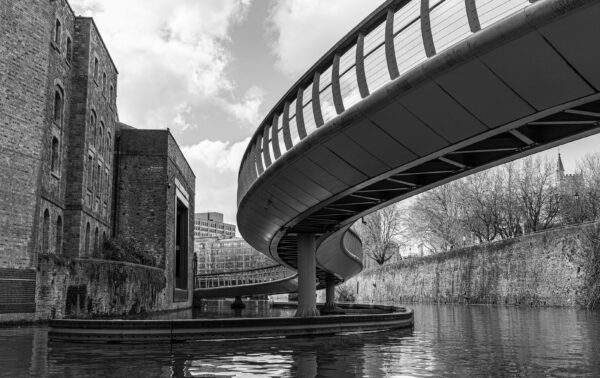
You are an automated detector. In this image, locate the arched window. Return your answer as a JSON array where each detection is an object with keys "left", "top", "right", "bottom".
[
  {"left": 51, "top": 137, "right": 59, "bottom": 173},
  {"left": 54, "top": 19, "right": 61, "bottom": 47},
  {"left": 102, "top": 73, "right": 107, "bottom": 95},
  {"left": 84, "top": 222, "right": 90, "bottom": 256},
  {"left": 56, "top": 216, "right": 63, "bottom": 254},
  {"left": 42, "top": 209, "right": 50, "bottom": 253},
  {"left": 90, "top": 110, "right": 96, "bottom": 144},
  {"left": 53, "top": 88, "right": 63, "bottom": 125},
  {"left": 94, "top": 227, "right": 99, "bottom": 256},
  {"left": 109, "top": 85, "right": 114, "bottom": 104},
  {"left": 87, "top": 155, "right": 93, "bottom": 190},
  {"left": 99, "top": 122, "right": 104, "bottom": 154},
  {"left": 93, "top": 57, "right": 99, "bottom": 80},
  {"left": 66, "top": 37, "right": 72, "bottom": 63}
]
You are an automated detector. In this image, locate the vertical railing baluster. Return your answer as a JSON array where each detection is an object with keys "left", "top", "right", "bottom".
[
  {"left": 356, "top": 33, "right": 370, "bottom": 98},
  {"left": 420, "top": 0, "right": 436, "bottom": 57},
  {"left": 296, "top": 87, "right": 307, "bottom": 139},
  {"left": 312, "top": 72, "right": 324, "bottom": 127},
  {"left": 385, "top": 9, "right": 400, "bottom": 80},
  {"left": 262, "top": 124, "right": 272, "bottom": 167},
  {"left": 254, "top": 137, "right": 264, "bottom": 174},
  {"left": 282, "top": 102, "right": 293, "bottom": 150},
  {"left": 271, "top": 114, "right": 281, "bottom": 159},
  {"left": 465, "top": 0, "right": 481, "bottom": 32},
  {"left": 332, "top": 53, "right": 345, "bottom": 114}
]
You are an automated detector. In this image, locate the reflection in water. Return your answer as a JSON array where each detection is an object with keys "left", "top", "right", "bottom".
[{"left": 1, "top": 303, "right": 600, "bottom": 377}]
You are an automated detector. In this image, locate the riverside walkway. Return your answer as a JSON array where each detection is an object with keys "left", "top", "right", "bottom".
[{"left": 236, "top": 0, "right": 600, "bottom": 316}]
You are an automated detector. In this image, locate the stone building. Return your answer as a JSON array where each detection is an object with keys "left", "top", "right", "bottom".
[{"left": 0, "top": 0, "right": 195, "bottom": 321}]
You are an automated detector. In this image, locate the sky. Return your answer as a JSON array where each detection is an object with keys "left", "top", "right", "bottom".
[{"left": 69, "top": 0, "right": 600, "bottom": 226}]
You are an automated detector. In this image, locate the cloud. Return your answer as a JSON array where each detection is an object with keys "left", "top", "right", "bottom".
[
  {"left": 267, "top": 0, "right": 384, "bottom": 78},
  {"left": 222, "top": 86, "right": 266, "bottom": 127},
  {"left": 181, "top": 138, "right": 250, "bottom": 221},
  {"left": 69, "top": 0, "right": 256, "bottom": 131}
]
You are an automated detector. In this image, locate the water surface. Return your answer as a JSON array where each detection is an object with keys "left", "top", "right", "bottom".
[{"left": 1, "top": 303, "right": 599, "bottom": 377}]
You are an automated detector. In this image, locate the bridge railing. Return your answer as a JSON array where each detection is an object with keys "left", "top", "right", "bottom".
[
  {"left": 237, "top": 0, "right": 534, "bottom": 203},
  {"left": 194, "top": 265, "right": 296, "bottom": 289}
]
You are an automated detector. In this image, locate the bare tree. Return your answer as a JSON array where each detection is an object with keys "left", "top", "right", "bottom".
[
  {"left": 577, "top": 153, "right": 600, "bottom": 222},
  {"left": 355, "top": 203, "right": 404, "bottom": 265},
  {"left": 516, "top": 156, "right": 561, "bottom": 232},
  {"left": 496, "top": 163, "right": 523, "bottom": 238},
  {"left": 405, "top": 181, "right": 467, "bottom": 253},
  {"left": 461, "top": 170, "right": 502, "bottom": 243}
]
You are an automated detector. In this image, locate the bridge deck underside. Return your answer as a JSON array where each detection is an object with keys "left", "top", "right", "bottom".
[{"left": 237, "top": 0, "right": 600, "bottom": 285}]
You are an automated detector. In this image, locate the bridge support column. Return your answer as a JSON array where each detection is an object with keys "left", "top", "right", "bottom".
[
  {"left": 231, "top": 296, "right": 245, "bottom": 309},
  {"left": 295, "top": 233, "right": 319, "bottom": 317},
  {"left": 321, "top": 275, "right": 343, "bottom": 314}
]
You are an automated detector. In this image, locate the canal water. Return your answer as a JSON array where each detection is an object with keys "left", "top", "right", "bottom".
[{"left": 1, "top": 303, "right": 599, "bottom": 377}]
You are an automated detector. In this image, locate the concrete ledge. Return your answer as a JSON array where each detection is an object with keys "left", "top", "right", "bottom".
[{"left": 48, "top": 303, "right": 413, "bottom": 343}]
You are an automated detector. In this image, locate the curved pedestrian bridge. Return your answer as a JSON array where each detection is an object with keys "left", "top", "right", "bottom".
[
  {"left": 237, "top": 0, "right": 600, "bottom": 315},
  {"left": 193, "top": 265, "right": 298, "bottom": 299}
]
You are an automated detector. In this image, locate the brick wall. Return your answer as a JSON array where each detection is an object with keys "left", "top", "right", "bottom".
[{"left": 0, "top": 0, "right": 51, "bottom": 269}]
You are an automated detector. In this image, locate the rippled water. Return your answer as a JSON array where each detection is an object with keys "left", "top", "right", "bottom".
[{"left": 2, "top": 303, "right": 600, "bottom": 377}]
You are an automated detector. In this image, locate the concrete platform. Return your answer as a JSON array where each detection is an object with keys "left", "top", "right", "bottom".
[{"left": 48, "top": 303, "right": 413, "bottom": 343}]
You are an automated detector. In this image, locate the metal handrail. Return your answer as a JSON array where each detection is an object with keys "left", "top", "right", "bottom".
[
  {"left": 237, "top": 0, "right": 534, "bottom": 204},
  {"left": 194, "top": 265, "right": 295, "bottom": 289}
]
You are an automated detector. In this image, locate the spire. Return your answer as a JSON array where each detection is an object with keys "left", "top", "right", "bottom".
[{"left": 557, "top": 152, "right": 565, "bottom": 174}]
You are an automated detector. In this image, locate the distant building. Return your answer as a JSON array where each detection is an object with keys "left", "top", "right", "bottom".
[
  {"left": 194, "top": 212, "right": 236, "bottom": 239},
  {"left": 196, "top": 237, "right": 272, "bottom": 275},
  {"left": 556, "top": 153, "right": 583, "bottom": 195}
]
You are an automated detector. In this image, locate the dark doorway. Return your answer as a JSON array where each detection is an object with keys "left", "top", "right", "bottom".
[{"left": 174, "top": 198, "right": 188, "bottom": 292}]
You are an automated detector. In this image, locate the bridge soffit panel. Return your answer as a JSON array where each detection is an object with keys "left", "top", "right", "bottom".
[
  {"left": 434, "top": 59, "right": 535, "bottom": 127},
  {"left": 479, "top": 31, "right": 594, "bottom": 111},
  {"left": 397, "top": 81, "right": 488, "bottom": 142},
  {"left": 537, "top": 2, "right": 600, "bottom": 91}
]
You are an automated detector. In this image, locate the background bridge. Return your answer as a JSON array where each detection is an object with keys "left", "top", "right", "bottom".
[
  {"left": 193, "top": 264, "right": 297, "bottom": 299},
  {"left": 237, "top": 0, "right": 600, "bottom": 316}
]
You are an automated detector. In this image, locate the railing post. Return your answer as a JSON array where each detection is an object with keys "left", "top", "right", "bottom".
[
  {"left": 262, "top": 124, "right": 272, "bottom": 167},
  {"left": 385, "top": 9, "right": 400, "bottom": 80},
  {"left": 296, "top": 87, "right": 308, "bottom": 139},
  {"left": 420, "top": 0, "right": 436, "bottom": 58},
  {"left": 464, "top": 0, "right": 481, "bottom": 32},
  {"left": 271, "top": 114, "right": 281, "bottom": 159},
  {"left": 312, "top": 72, "right": 324, "bottom": 127},
  {"left": 253, "top": 137, "right": 264, "bottom": 174},
  {"left": 282, "top": 102, "right": 293, "bottom": 150},
  {"left": 356, "top": 33, "right": 370, "bottom": 98},
  {"left": 331, "top": 53, "right": 345, "bottom": 114}
]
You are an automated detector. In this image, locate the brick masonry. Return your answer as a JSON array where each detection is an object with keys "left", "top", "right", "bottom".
[{"left": 1, "top": 0, "right": 196, "bottom": 321}]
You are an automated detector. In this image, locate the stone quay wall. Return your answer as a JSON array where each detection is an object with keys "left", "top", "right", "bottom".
[
  {"left": 339, "top": 222, "right": 600, "bottom": 308},
  {"left": 34, "top": 256, "right": 168, "bottom": 320}
]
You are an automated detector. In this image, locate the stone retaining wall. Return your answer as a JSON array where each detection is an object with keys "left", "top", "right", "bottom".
[
  {"left": 337, "top": 222, "right": 600, "bottom": 308},
  {"left": 35, "top": 256, "right": 169, "bottom": 319}
]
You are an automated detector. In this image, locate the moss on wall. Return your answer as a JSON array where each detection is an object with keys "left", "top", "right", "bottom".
[
  {"left": 341, "top": 222, "right": 600, "bottom": 308},
  {"left": 36, "top": 255, "right": 168, "bottom": 319}
]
